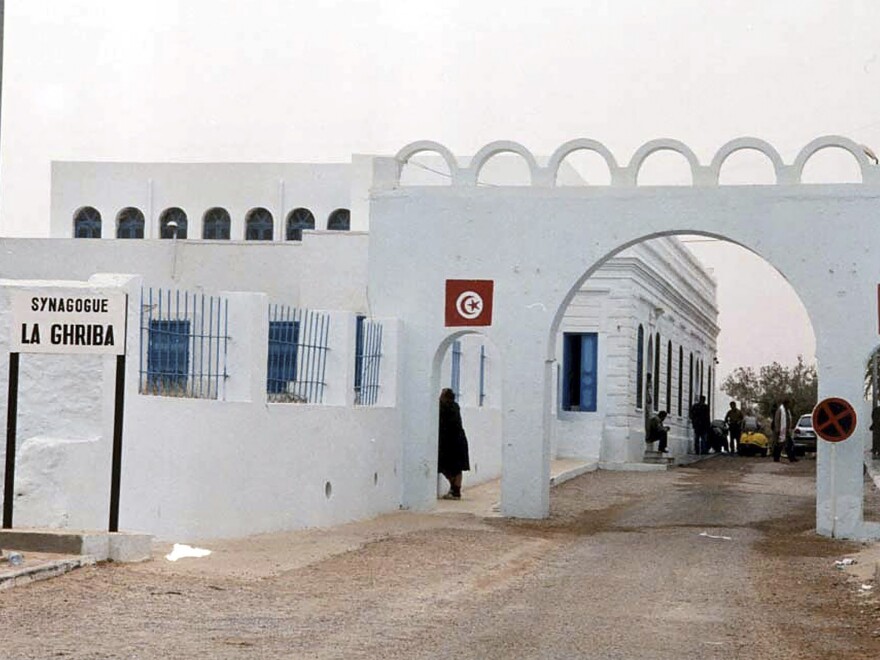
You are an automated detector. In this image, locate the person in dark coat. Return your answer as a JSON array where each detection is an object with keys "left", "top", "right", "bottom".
[
  {"left": 690, "top": 395, "right": 710, "bottom": 454},
  {"left": 438, "top": 388, "right": 470, "bottom": 500},
  {"left": 870, "top": 404, "right": 880, "bottom": 458}
]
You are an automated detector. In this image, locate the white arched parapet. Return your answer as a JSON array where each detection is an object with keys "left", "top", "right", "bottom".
[
  {"left": 466, "top": 140, "right": 540, "bottom": 187},
  {"left": 793, "top": 135, "right": 880, "bottom": 184},
  {"left": 710, "top": 137, "right": 786, "bottom": 185},
  {"left": 626, "top": 139, "right": 707, "bottom": 186},
  {"left": 545, "top": 138, "right": 622, "bottom": 187},
  {"left": 395, "top": 140, "right": 461, "bottom": 186}
]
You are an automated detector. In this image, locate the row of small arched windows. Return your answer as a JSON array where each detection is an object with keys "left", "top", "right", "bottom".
[
  {"left": 73, "top": 206, "right": 351, "bottom": 240},
  {"left": 636, "top": 325, "right": 710, "bottom": 418}
]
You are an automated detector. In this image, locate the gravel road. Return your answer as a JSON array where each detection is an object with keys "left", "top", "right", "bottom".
[{"left": 2, "top": 456, "right": 879, "bottom": 659}]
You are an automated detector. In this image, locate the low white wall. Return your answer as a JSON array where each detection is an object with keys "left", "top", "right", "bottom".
[{"left": 0, "top": 274, "right": 403, "bottom": 540}]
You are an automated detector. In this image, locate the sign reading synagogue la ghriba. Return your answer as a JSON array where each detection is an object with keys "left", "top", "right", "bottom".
[
  {"left": 10, "top": 289, "right": 127, "bottom": 355},
  {"left": 445, "top": 280, "right": 494, "bottom": 327}
]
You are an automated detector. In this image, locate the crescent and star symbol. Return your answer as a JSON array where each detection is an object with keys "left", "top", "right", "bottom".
[{"left": 455, "top": 291, "right": 484, "bottom": 320}]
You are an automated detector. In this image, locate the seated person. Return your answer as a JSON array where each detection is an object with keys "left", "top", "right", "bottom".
[{"left": 646, "top": 410, "right": 670, "bottom": 453}]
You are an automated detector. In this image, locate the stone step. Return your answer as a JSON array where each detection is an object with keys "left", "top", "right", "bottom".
[{"left": 0, "top": 529, "right": 152, "bottom": 563}]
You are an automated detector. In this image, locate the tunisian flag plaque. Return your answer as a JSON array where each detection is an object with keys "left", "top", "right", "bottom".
[{"left": 445, "top": 280, "right": 494, "bottom": 327}]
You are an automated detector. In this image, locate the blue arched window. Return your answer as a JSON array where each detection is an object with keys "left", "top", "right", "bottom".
[
  {"left": 636, "top": 325, "right": 644, "bottom": 409},
  {"left": 202, "top": 207, "right": 231, "bottom": 240},
  {"left": 73, "top": 206, "right": 101, "bottom": 238},
  {"left": 327, "top": 208, "right": 350, "bottom": 231},
  {"left": 653, "top": 332, "right": 661, "bottom": 411},
  {"left": 286, "top": 208, "right": 315, "bottom": 241},
  {"left": 678, "top": 346, "right": 683, "bottom": 416},
  {"left": 159, "top": 207, "right": 188, "bottom": 239},
  {"left": 116, "top": 207, "right": 145, "bottom": 239},
  {"left": 245, "top": 208, "right": 274, "bottom": 240},
  {"left": 666, "top": 340, "right": 673, "bottom": 412}
]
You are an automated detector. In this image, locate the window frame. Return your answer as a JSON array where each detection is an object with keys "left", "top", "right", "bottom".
[{"left": 561, "top": 332, "right": 598, "bottom": 412}]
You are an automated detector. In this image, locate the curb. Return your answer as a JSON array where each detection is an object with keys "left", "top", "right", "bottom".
[
  {"left": 0, "top": 555, "right": 96, "bottom": 591},
  {"left": 550, "top": 462, "right": 598, "bottom": 486}
]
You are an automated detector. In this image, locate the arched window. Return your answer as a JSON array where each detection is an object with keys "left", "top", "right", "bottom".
[
  {"left": 707, "top": 366, "right": 712, "bottom": 409},
  {"left": 688, "top": 353, "right": 694, "bottom": 410},
  {"left": 700, "top": 360, "right": 704, "bottom": 397},
  {"left": 245, "top": 207, "right": 274, "bottom": 240},
  {"left": 286, "top": 207, "right": 315, "bottom": 241},
  {"left": 116, "top": 207, "right": 145, "bottom": 239},
  {"left": 653, "top": 333, "right": 660, "bottom": 411},
  {"left": 202, "top": 207, "right": 231, "bottom": 240},
  {"left": 678, "top": 346, "right": 683, "bottom": 416},
  {"left": 73, "top": 206, "right": 101, "bottom": 238},
  {"left": 636, "top": 325, "right": 644, "bottom": 409},
  {"left": 666, "top": 341, "right": 672, "bottom": 412},
  {"left": 327, "top": 208, "right": 350, "bottom": 231},
  {"left": 159, "top": 207, "right": 188, "bottom": 239}
]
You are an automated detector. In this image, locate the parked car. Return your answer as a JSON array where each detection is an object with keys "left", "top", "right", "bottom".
[{"left": 792, "top": 414, "right": 817, "bottom": 454}]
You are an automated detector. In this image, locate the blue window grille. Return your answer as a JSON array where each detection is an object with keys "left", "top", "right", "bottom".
[
  {"left": 450, "top": 340, "right": 462, "bottom": 399},
  {"left": 140, "top": 287, "right": 229, "bottom": 399},
  {"left": 73, "top": 206, "right": 102, "bottom": 238},
  {"left": 203, "top": 207, "right": 231, "bottom": 240},
  {"left": 159, "top": 207, "right": 188, "bottom": 239},
  {"left": 117, "top": 207, "right": 145, "bottom": 239},
  {"left": 286, "top": 208, "right": 315, "bottom": 241},
  {"left": 479, "top": 344, "right": 487, "bottom": 407},
  {"left": 267, "top": 305, "right": 330, "bottom": 403},
  {"left": 354, "top": 316, "right": 384, "bottom": 406},
  {"left": 245, "top": 207, "right": 274, "bottom": 240},
  {"left": 327, "top": 208, "right": 351, "bottom": 231},
  {"left": 562, "top": 332, "right": 598, "bottom": 412}
]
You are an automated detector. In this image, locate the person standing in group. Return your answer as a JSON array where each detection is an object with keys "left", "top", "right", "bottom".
[
  {"left": 771, "top": 398, "right": 798, "bottom": 463},
  {"left": 646, "top": 410, "right": 670, "bottom": 453},
  {"left": 690, "top": 395, "right": 710, "bottom": 454},
  {"left": 438, "top": 388, "right": 470, "bottom": 500},
  {"left": 870, "top": 404, "right": 880, "bottom": 459},
  {"left": 724, "top": 401, "right": 744, "bottom": 454}
]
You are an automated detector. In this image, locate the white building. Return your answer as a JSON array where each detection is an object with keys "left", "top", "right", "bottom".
[{"left": 0, "top": 149, "right": 741, "bottom": 541}]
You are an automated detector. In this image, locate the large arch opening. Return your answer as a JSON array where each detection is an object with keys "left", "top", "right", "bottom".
[{"left": 546, "top": 231, "right": 818, "bottom": 472}]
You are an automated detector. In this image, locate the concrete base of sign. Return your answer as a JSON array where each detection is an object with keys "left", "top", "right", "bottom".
[{"left": 0, "top": 529, "right": 152, "bottom": 562}]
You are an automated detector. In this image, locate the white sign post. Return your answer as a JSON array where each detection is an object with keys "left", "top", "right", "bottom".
[
  {"left": 10, "top": 289, "right": 127, "bottom": 355},
  {"left": 4, "top": 287, "right": 129, "bottom": 532}
]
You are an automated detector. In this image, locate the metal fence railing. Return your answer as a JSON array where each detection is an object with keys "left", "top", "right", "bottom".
[
  {"left": 354, "top": 317, "right": 384, "bottom": 406},
  {"left": 140, "top": 287, "right": 229, "bottom": 399},
  {"left": 267, "top": 305, "right": 330, "bottom": 403}
]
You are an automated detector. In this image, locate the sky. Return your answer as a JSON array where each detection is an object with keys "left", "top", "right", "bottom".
[{"left": 1, "top": 0, "right": 879, "bottom": 383}]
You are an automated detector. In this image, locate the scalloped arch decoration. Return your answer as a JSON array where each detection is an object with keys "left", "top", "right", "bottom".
[
  {"left": 629, "top": 139, "right": 701, "bottom": 186},
  {"left": 793, "top": 136, "right": 872, "bottom": 184},
  {"left": 547, "top": 139, "right": 620, "bottom": 186},
  {"left": 389, "top": 137, "right": 880, "bottom": 188},
  {"left": 395, "top": 141, "right": 460, "bottom": 185},
  {"left": 710, "top": 138, "right": 785, "bottom": 185},
  {"left": 469, "top": 141, "right": 540, "bottom": 186}
]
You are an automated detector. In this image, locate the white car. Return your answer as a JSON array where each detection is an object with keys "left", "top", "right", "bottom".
[{"left": 792, "top": 414, "right": 817, "bottom": 453}]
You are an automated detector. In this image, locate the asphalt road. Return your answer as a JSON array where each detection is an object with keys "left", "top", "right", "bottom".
[{"left": 2, "top": 456, "right": 879, "bottom": 659}]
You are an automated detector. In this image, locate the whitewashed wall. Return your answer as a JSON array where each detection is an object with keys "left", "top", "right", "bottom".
[{"left": 0, "top": 275, "right": 403, "bottom": 540}]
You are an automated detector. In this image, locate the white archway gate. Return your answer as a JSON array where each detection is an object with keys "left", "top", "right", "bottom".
[{"left": 367, "top": 136, "right": 880, "bottom": 539}]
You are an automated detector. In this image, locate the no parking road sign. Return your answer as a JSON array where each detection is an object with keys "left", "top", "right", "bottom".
[{"left": 812, "top": 397, "right": 857, "bottom": 443}]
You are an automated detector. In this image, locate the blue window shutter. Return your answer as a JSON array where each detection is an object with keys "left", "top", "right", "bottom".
[
  {"left": 354, "top": 315, "right": 365, "bottom": 390},
  {"left": 147, "top": 320, "right": 190, "bottom": 390},
  {"left": 267, "top": 321, "right": 299, "bottom": 394},
  {"left": 580, "top": 334, "right": 598, "bottom": 412},
  {"left": 562, "top": 334, "right": 573, "bottom": 409}
]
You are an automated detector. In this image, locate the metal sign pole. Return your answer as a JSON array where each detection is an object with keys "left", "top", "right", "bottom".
[
  {"left": 108, "top": 354, "right": 126, "bottom": 532},
  {"left": 3, "top": 352, "right": 19, "bottom": 529}
]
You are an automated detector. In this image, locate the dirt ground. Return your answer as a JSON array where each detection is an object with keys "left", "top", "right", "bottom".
[{"left": 2, "top": 456, "right": 880, "bottom": 659}]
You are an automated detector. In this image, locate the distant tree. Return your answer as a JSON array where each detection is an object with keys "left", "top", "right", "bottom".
[{"left": 721, "top": 356, "right": 817, "bottom": 419}]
